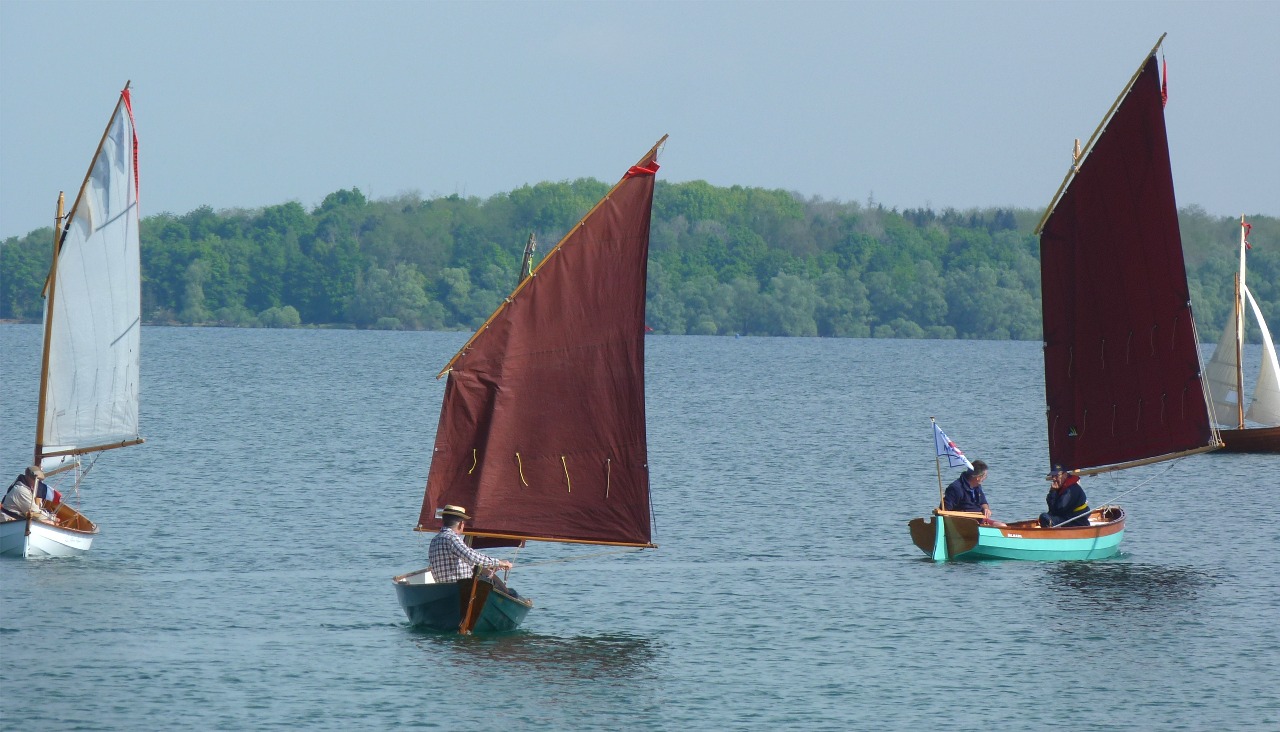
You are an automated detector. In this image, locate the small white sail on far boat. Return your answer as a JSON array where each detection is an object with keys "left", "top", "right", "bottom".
[
  {"left": 1202, "top": 216, "right": 1280, "bottom": 452},
  {"left": 0, "top": 83, "right": 144, "bottom": 558}
]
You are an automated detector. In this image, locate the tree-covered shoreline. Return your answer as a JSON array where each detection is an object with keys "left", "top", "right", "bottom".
[{"left": 2, "top": 181, "right": 1276, "bottom": 343}]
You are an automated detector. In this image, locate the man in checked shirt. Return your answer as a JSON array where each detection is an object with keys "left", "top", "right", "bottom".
[{"left": 428, "top": 504, "right": 516, "bottom": 593}]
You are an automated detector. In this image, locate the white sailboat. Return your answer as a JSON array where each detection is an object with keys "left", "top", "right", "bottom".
[
  {"left": 0, "top": 83, "right": 144, "bottom": 558},
  {"left": 1203, "top": 216, "right": 1280, "bottom": 452}
]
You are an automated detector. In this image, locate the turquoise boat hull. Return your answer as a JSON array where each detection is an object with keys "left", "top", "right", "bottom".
[
  {"left": 909, "top": 507, "right": 1125, "bottom": 561},
  {"left": 393, "top": 567, "right": 533, "bottom": 633}
]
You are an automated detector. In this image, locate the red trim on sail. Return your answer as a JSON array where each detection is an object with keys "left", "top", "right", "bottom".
[
  {"left": 1039, "top": 56, "right": 1212, "bottom": 472},
  {"left": 624, "top": 161, "right": 660, "bottom": 179},
  {"left": 418, "top": 148, "right": 660, "bottom": 545},
  {"left": 1160, "top": 57, "right": 1168, "bottom": 107},
  {"left": 121, "top": 87, "right": 139, "bottom": 204}
]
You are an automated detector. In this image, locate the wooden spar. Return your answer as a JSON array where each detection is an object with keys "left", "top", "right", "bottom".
[
  {"left": 1035, "top": 34, "right": 1167, "bottom": 235},
  {"left": 1234, "top": 215, "right": 1247, "bottom": 429},
  {"left": 53, "top": 81, "right": 132, "bottom": 276},
  {"left": 34, "top": 193, "right": 65, "bottom": 467},
  {"left": 518, "top": 232, "right": 537, "bottom": 286},
  {"left": 935, "top": 510, "right": 987, "bottom": 519},
  {"left": 1072, "top": 443, "right": 1220, "bottom": 477},
  {"left": 413, "top": 526, "right": 658, "bottom": 549},
  {"left": 436, "top": 134, "right": 670, "bottom": 379},
  {"left": 37, "top": 460, "right": 79, "bottom": 478},
  {"left": 1234, "top": 271, "right": 1246, "bottom": 429},
  {"left": 37, "top": 438, "right": 145, "bottom": 459}
]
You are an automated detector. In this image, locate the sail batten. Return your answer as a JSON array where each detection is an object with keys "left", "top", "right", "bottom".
[
  {"left": 36, "top": 85, "right": 142, "bottom": 465},
  {"left": 1039, "top": 53, "right": 1215, "bottom": 473},
  {"left": 419, "top": 140, "right": 663, "bottom": 547}
]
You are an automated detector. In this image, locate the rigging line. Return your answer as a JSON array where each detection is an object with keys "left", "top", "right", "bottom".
[
  {"left": 51, "top": 452, "right": 102, "bottom": 509},
  {"left": 515, "top": 547, "right": 648, "bottom": 568},
  {"left": 1090, "top": 457, "right": 1182, "bottom": 509},
  {"left": 76, "top": 451, "right": 103, "bottom": 495}
]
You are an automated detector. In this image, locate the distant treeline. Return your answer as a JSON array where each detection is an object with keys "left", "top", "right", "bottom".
[{"left": 1, "top": 181, "right": 1276, "bottom": 342}]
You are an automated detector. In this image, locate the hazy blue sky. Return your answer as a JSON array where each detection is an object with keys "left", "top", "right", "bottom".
[{"left": 1, "top": 1, "right": 1276, "bottom": 239}]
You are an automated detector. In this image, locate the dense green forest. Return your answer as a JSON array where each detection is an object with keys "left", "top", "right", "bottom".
[{"left": 1, "top": 180, "right": 1276, "bottom": 343}]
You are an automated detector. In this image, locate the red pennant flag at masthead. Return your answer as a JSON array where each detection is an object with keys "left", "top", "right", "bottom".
[{"left": 1161, "top": 57, "right": 1168, "bottom": 107}]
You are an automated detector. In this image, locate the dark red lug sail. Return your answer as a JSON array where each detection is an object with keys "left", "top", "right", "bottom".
[
  {"left": 417, "top": 141, "right": 663, "bottom": 546},
  {"left": 1039, "top": 57, "right": 1213, "bottom": 473}
]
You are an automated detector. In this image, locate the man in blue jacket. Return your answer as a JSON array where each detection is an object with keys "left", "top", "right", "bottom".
[
  {"left": 943, "top": 460, "right": 1006, "bottom": 526},
  {"left": 1040, "top": 466, "right": 1091, "bottom": 527}
]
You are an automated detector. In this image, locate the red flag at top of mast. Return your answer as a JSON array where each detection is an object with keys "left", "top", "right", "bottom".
[{"left": 1161, "top": 57, "right": 1168, "bottom": 107}]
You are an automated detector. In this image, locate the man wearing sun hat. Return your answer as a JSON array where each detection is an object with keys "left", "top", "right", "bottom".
[
  {"left": 428, "top": 504, "right": 514, "bottom": 586},
  {"left": 1, "top": 466, "right": 60, "bottom": 524},
  {"left": 1039, "top": 466, "right": 1091, "bottom": 528}
]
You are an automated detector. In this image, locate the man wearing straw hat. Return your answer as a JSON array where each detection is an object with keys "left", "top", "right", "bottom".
[{"left": 428, "top": 504, "right": 515, "bottom": 591}]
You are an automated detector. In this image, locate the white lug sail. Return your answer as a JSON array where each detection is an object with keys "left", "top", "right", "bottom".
[{"left": 40, "top": 94, "right": 142, "bottom": 456}]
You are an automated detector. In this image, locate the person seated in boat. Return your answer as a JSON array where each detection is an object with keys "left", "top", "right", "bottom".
[
  {"left": 428, "top": 504, "right": 517, "bottom": 594},
  {"left": 1, "top": 467, "right": 60, "bottom": 524},
  {"left": 943, "top": 460, "right": 1007, "bottom": 527},
  {"left": 1040, "top": 466, "right": 1091, "bottom": 528}
]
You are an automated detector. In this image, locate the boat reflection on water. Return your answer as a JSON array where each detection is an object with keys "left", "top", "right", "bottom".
[
  {"left": 410, "top": 632, "right": 660, "bottom": 679},
  {"left": 1042, "top": 562, "right": 1221, "bottom": 613}
]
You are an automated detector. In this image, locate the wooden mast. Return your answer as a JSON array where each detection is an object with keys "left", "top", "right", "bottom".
[
  {"left": 33, "top": 193, "right": 65, "bottom": 467},
  {"left": 1234, "top": 273, "right": 1246, "bottom": 430},
  {"left": 437, "top": 135, "right": 669, "bottom": 378},
  {"left": 1036, "top": 35, "right": 1166, "bottom": 234},
  {"left": 1234, "top": 215, "right": 1247, "bottom": 429}
]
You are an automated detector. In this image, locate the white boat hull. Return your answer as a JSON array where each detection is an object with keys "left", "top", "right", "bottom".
[{"left": 0, "top": 517, "right": 96, "bottom": 558}]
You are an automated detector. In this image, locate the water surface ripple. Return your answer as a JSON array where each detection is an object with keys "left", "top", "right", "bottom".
[{"left": 2, "top": 326, "right": 1275, "bottom": 729}]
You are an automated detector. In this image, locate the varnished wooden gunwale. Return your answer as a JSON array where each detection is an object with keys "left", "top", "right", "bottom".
[{"left": 995, "top": 507, "right": 1126, "bottom": 539}]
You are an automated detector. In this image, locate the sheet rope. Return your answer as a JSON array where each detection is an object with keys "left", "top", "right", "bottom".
[
  {"left": 513, "top": 546, "right": 648, "bottom": 568},
  {"left": 1049, "top": 457, "right": 1183, "bottom": 528}
]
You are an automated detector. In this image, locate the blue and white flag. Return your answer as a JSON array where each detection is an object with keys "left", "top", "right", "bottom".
[{"left": 933, "top": 422, "right": 974, "bottom": 470}]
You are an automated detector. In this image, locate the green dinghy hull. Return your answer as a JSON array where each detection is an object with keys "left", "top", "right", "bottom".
[
  {"left": 393, "top": 567, "right": 533, "bottom": 633},
  {"left": 909, "top": 507, "right": 1125, "bottom": 562}
]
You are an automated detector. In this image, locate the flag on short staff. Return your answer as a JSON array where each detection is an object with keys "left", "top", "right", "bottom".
[
  {"left": 933, "top": 422, "right": 974, "bottom": 470},
  {"left": 36, "top": 483, "right": 62, "bottom": 505}
]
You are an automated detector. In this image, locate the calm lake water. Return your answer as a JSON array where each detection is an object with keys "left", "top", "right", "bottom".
[{"left": 1, "top": 324, "right": 1275, "bottom": 730}]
